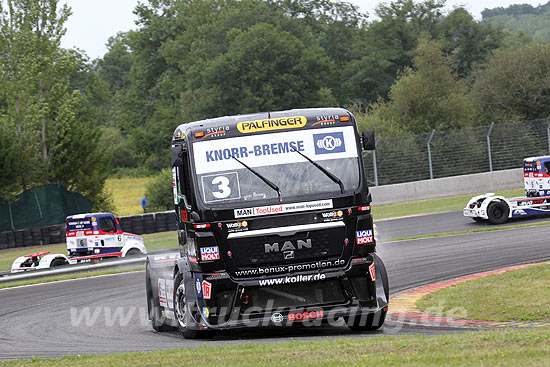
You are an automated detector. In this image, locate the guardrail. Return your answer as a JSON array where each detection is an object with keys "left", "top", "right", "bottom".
[{"left": 0, "top": 256, "right": 147, "bottom": 284}]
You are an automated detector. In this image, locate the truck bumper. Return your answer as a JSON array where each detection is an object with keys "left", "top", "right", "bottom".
[{"left": 182, "top": 256, "right": 388, "bottom": 330}]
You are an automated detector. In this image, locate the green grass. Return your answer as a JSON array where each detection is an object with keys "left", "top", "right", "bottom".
[
  {"left": 0, "top": 267, "right": 144, "bottom": 290},
  {"left": 1, "top": 328, "right": 550, "bottom": 366},
  {"left": 105, "top": 176, "right": 154, "bottom": 216},
  {"left": 417, "top": 262, "right": 550, "bottom": 322},
  {"left": 0, "top": 231, "right": 178, "bottom": 272},
  {"left": 373, "top": 188, "right": 524, "bottom": 220}
]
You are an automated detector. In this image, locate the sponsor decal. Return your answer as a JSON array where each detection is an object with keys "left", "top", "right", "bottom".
[
  {"left": 356, "top": 230, "right": 374, "bottom": 245},
  {"left": 166, "top": 280, "right": 174, "bottom": 309},
  {"left": 202, "top": 280, "right": 212, "bottom": 300},
  {"left": 200, "top": 246, "right": 220, "bottom": 261},
  {"left": 513, "top": 209, "right": 527, "bottom": 215},
  {"left": 193, "top": 126, "right": 358, "bottom": 175},
  {"left": 369, "top": 263, "right": 376, "bottom": 281},
  {"left": 237, "top": 116, "right": 306, "bottom": 133},
  {"left": 195, "top": 275, "right": 202, "bottom": 298},
  {"left": 271, "top": 313, "right": 284, "bottom": 323},
  {"left": 313, "top": 132, "right": 346, "bottom": 155},
  {"left": 235, "top": 259, "right": 345, "bottom": 276},
  {"left": 188, "top": 256, "right": 198, "bottom": 263},
  {"left": 202, "top": 307, "right": 210, "bottom": 318},
  {"left": 158, "top": 279, "right": 167, "bottom": 308},
  {"left": 312, "top": 115, "right": 341, "bottom": 127},
  {"left": 204, "top": 141, "right": 304, "bottom": 162},
  {"left": 235, "top": 199, "right": 333, "bottom": 218},
  {"left": 320, "top": 210, "right": 343, "bottom": 222},
  {"left": 226, "top": 220, "right": 248, "bottom": 232},
  {"left": 202, "top": 125, "right": 229, "bottom": 139},
  {"left": 259, "top": 273, "right": 326, "bottom": 286},
  {"left": 288, "top": 310, "right": 324, "bottom": 321}
]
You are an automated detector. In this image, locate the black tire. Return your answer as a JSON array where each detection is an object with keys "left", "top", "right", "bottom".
[
  {"left": 125, "top": 248, "right": 142, "bottom": 256},
  {"left": 146, "top": 263, "right": 173, "bottom": 332},
  {"left": 487, "top": 201, "right": 509, "bottom": 224},
  {"left": 346, "top": 255, "right": 388, "bottom": 332},
  {"left": 173, "top": 272, "right": 216, "bottom": 339},
  {"left": 50, "top": 258, "right": 67, "bottom": 267}
]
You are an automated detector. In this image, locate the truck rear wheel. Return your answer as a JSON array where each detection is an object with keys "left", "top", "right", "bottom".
[
  {"left": 146, "top": 263, "right": 173, "bottom": 332},
  {"left": 487, "top": 201, "right": 509, "bottom": 224},
  {"left": 173, "top": 272, "right": 216, "bottom": 339}
]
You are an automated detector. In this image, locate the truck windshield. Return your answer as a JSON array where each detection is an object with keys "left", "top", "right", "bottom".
[
  {"left": 191, "top": 126, "right": 360, "bottom": 206},
  {"left": 66, "top": 219, "right": 94, "bottom": 231}
]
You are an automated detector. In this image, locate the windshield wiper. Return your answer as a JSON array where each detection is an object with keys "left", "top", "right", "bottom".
[
  {"left": 291, "top": 148, "right": 345, "bottom": 194},
  {"left": 230, "top": 155, "right": 283, "bottom": 202}
]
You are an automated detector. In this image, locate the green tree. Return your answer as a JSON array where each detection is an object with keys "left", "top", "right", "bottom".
[
  {"left": 146, "top": 168, "right": 173, "bottom": 211},
  {"left": 0, "top": 122, "right": 22, "bottom": 200},
  {"left": 182, "top": 23, "right": 335, "bottom": 118},
  {"left": 365, "top": 37, "right": 475, "bottom": 133},
  {"left": 440, "top": 8, "right": 504, "bottom": 76},
  {"left": 0, "top": 0, "right": 112, "bottom": 209},
  {"left": 342, "top": 0, "right": 445, "bottom": 104},
  {"left": 471, "top": 42, "right": 550, "bottom": 122}
]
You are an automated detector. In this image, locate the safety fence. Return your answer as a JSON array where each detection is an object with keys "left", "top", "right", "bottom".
[
  {"left": 362, "top": 117, "right": 550, "bottom": 186},
  {"left": 0, "top": 211, "right": 177, "bottom": 250}
]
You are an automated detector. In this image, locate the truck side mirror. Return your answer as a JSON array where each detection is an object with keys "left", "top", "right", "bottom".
[
  {"left": 362, "top": 130, "right": 375, "bottom": 150},
  {"left": 171, "top": 144, "right": 186, "bottom": 167}
]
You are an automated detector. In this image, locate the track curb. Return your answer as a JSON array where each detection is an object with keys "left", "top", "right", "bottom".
[{"left": 387, "top": 262, "right": 550, "bottom": 329}]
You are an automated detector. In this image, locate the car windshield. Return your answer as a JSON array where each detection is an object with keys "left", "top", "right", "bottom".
[{"left": 191, "top": 126, "right": 360, "bottom": 206}]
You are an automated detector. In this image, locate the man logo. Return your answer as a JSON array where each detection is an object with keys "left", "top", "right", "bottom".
[
  {"left": 313, "top": 132, "right": 346, "bottom": 154},
  {"left": 264, "top": 239, "right": 312, "bottom": 253}
]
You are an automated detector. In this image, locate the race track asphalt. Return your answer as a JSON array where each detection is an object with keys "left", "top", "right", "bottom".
[
  {"left": 1, "top": 215, "right": 550, "bottom": 360},
  {"left": 375, "top": 210, "right": 550, "bottom": 241}
]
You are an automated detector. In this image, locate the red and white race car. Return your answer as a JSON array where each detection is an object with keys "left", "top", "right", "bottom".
[{"left": 11, "top": 213, "right": 146, "bottom": 272}]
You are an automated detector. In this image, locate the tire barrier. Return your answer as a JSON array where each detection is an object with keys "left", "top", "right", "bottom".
[{"left": 0, "top": 211, "right": 177, "bottom": 250}]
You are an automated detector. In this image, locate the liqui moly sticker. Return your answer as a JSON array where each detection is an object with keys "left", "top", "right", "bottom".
[
  {"left": 369, "top": 263, "right": 376, "bottom": 281},
  {"left": 202, "top": 280, "right": 212, "bottom": 300},
  {"left": 200, "top": 246, "right": 220, "bottom": 261},
  {"left": 234, "top": 199, "right": 333, "bottom": 218},
  {"left": 356, "top": 230, "right": 373, "bottom": 244}
]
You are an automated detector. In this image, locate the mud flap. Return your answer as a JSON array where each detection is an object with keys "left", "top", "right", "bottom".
[{"left": 146, "top": 253, "right": 180, "bottom": 329}]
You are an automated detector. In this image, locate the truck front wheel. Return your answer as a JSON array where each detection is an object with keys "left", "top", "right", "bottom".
[
  {"left": 487, "top": 201, "right": 509, "bottom": 224},
  {"left": 345, "top": 255, "right": 389, "bottom": 331}
]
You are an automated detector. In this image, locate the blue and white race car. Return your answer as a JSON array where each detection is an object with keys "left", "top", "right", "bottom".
[
  {"left": 11, "top": 213, "right": 146, "bottom": 272},
  {"left": 464, "top": 156, "right": 550, "bottom": 224}
]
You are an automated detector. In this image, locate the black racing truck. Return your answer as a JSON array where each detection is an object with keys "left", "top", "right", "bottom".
[{"left": 145, "top": 107, "right": 389, "bottom": 338}]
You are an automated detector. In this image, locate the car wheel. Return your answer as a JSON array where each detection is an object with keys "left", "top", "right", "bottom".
[
  {"left": 50, "top": 258, "right": 67, "bottom": 267},
  {"left": 487, "top": 201, "right": 509, "bottom": 224},
  {"left": 125, "top": 248, "right": 141, "bottom": 256},
  {"left": 173, "top": 272, "right": 216, "bottom": 339}
]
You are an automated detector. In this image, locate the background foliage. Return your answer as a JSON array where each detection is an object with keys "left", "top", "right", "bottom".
[{"left": 3, "top": 0, "right": 550, "bottom": 210}]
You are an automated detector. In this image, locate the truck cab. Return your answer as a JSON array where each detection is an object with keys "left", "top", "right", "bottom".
[
  {"left": 523, "top": 156, "right": 550, "bottom": 197},
  {"left": 65, "top": 213, "right": 146, "bottom": 261},
  {"left": 146, "top": 108, "right": 388, "bottom": 338}
]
